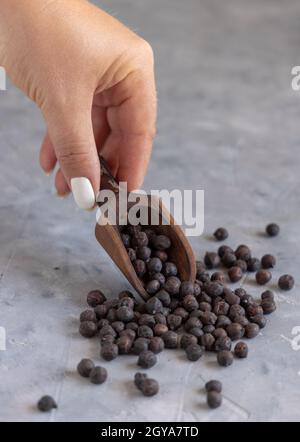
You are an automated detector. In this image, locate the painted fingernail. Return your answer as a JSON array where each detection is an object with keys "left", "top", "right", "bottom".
[
  {"left": 44, "top": 168, "right": 54, "bottom": 176},
  {"left": 71, "top": 177, "right": 95, "bottom": 210},
  {"left": 56, "top": 191, "right": 70, "bottom": 199}
]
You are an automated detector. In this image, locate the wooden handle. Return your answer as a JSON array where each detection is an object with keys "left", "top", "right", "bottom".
[
  {"left": 95, "top": 156, "right": 196, "bottom": 299},
  {"left": 99, "top": 156, "right": 119, "bottom": 196}
]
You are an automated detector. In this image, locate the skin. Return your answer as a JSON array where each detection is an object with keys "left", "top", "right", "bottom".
[{"left": 0, "top": 0, "right": 157, "bottom": 197}]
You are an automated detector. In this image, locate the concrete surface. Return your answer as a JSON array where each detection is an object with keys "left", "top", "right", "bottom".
[{"left": 0, "top": 0, "right": 300, "bottom": 422}]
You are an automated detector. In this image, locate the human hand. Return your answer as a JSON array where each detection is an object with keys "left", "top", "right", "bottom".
[{"left": 0, "top": 0, "right": 156, "bottom": 209}]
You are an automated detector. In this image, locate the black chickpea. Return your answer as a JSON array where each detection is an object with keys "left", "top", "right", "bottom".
[{"left": 77, "top": 222, "right": 287, "bottom": 410}]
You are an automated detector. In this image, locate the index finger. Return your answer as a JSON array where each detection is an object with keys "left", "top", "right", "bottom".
[{"left": 101, "top": 67, "right": 157, "bottom": 190}]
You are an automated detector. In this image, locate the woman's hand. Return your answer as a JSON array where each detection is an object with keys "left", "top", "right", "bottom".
[{"left": 0, "top": 0, "right": 156, "bottom": 209}]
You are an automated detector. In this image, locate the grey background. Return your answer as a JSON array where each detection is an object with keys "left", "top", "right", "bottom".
[{"left": 0, "top": 0, "right": 300, "bottom": 422}]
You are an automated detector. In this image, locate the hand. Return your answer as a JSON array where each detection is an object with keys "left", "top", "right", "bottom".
[{"left": 0, "top": 0, "right": 156, "bottom": 209}]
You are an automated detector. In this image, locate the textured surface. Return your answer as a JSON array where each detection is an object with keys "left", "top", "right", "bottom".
[{"left": 0, "top": 0, "right": 300, "bottom": 422}]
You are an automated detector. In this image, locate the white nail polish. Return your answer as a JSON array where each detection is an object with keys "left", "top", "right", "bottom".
[
  {"left": 71, "top": 177, "right": 95, "bottom": 210},
  {"left": 56, "top": 192, "right": 69, "bottom": 199},
  {"left": 44, "top": 168, "right": 54, "bottom": 177}
]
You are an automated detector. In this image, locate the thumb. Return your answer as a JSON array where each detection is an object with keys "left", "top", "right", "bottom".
[{"left": 45, "top": 107, "right": 100, "bottom": 210}]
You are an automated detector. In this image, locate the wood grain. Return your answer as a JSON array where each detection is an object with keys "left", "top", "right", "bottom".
[{"left": 95, "top": 157, "right": 196, "bottom": 300}]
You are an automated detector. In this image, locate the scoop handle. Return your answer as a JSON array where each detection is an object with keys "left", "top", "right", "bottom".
[{"left": 99, "top": 156, "right": 120, "bottom": 197}]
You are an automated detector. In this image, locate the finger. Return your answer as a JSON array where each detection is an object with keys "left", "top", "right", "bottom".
[
  {"left": 39, "top": 132, "right": 57, "bottom": 175},
  {"left": 102, "top": 68, "right": 157, "bottom": 190},
  {"left": 45, "top": 104, "right": 100, "bottom": 210},
  {"left": 92, "top": 104, "right": 110, "bottom": 152},
  {"left": 99, "top": 137, "right": 119, "bottom": 178},
  {"left": 101, "top": 131, "right": 152, "bottom": 190},
  {"left": 91, "top": 104, "right": 119, "bottom": 176},
  {"left": 55, "top": 168, "right": 71, "bottom": 196}
]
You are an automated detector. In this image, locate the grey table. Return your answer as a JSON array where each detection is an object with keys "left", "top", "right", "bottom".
[{"left": 0, "top": 0, "right": 299, "bottom": 422}]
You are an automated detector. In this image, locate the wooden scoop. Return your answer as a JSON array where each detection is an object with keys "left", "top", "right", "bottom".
[{"left": 95, "top": 157, "right": 196, "bottom": 300}]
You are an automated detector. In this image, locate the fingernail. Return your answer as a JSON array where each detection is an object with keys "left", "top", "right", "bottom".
[
  {"left": 56, "top": 191, "right": 70, "bottom": 199},
  {"left": 71, "top": 177, "right": 95, "bottom": 210},
  {"left": 44, "top": 168, "right": 54, "bottom": 176}
]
